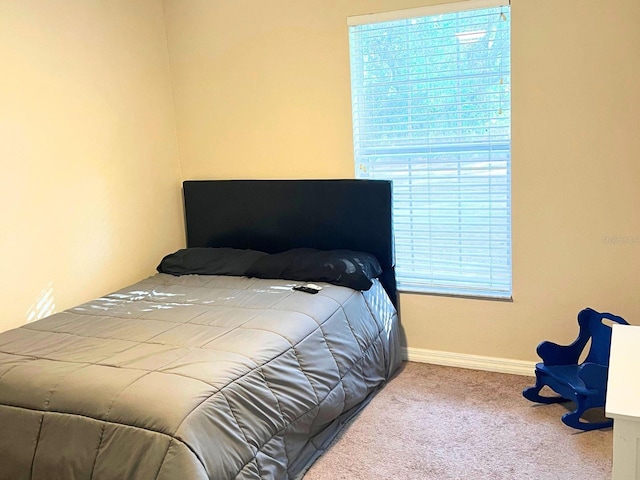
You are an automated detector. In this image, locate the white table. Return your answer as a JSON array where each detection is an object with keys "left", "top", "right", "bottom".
[{"left": 606, "top": 324, "right": 640, "bottom": 480}]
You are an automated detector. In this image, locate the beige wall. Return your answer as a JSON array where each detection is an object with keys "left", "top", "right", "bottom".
[
  {"left": 164, "top": 0, "right": 640, "bottom": 362},
  {"left": 0, "top": 0, "right": 184, "bottom": 332}
]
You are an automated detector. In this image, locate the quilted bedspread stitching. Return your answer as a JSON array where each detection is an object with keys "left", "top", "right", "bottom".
[
  {"left": 256, "top": 366, "right": 291, "bottom": 475},
  {"left": 152, "top": 437, "right": 174, "bottom": 480},
  {"left": 28, "top": 414, "right": 44, "bottom": 480},
  {"left": 87, "top": 369, "right": 161, "bottom": 480},
  {"left": 0, "top": 402, "right": 207, "bottom": 477}
]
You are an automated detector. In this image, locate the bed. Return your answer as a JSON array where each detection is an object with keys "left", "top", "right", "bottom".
[{"left": 0, "top": 179, "right": 401, "bottom": 480}]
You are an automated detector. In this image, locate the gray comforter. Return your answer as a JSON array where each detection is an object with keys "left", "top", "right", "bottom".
[{"left": 0, "top": 274, "right": 400, "bottom": 480}]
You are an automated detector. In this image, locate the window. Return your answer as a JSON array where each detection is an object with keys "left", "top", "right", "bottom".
[{"left": 349, "top": 0, "right": 511, "bottom": 298}]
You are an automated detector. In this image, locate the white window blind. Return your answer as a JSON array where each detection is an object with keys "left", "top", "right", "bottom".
[{"left": 349, "top": 3, "right": 511, "bottom": 298}]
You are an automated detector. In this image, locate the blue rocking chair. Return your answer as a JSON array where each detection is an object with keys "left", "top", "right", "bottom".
[{"left": 522, "top": 307, "right": 628, "bottom": 431}]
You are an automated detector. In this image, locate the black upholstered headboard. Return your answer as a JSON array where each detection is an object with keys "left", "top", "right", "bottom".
[{"left": 183, "top": 179, "right": 397, "bottom": 305}]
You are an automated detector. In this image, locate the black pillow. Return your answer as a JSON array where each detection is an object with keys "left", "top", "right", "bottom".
[
  {"left": 157, "top": 248, "right": 267, "bottom": 277},
  {"left": 245, "top": 248, "right": 382, "bottom": 291}
]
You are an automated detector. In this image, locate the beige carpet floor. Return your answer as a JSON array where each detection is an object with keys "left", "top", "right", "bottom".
[{"left": 305, "top": 362, "right": 612, "bottom": 480}]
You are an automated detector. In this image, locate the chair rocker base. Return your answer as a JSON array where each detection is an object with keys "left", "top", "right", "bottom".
[
  {"left": 523, "top": 385, "right": 568, "bottom": 405},
  {"left": 524, "top": 383, "right": 612, "bottom": 431},
  {"left": 561, "top": 410, "right": 612, "bottom": 431}
]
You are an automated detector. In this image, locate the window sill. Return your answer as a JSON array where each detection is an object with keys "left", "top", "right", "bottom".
[{"left": 397, "top": 287, "right": 513, "bottom": 302}]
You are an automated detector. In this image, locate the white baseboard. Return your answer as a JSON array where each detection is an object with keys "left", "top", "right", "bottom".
[{"left": 402, "top": 347, "right": 536, "bottom": 377}]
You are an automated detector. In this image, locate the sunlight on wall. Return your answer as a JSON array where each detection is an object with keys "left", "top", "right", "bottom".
[{"left": 25, "top": 282, "right": 56, "bottom": 323}]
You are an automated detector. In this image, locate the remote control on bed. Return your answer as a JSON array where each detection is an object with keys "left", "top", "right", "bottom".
[{"left": 293, "top": 284, "right": 322, "bottom": 294}]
